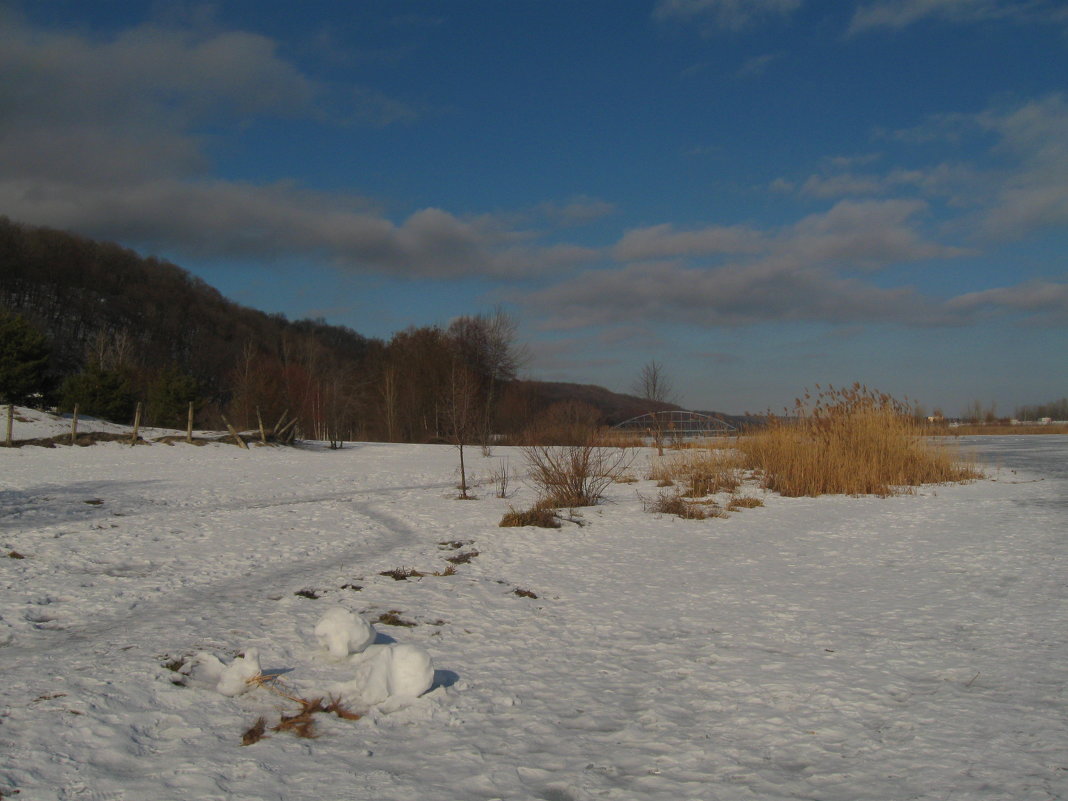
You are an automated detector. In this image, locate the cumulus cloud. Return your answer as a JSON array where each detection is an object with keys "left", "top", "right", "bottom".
[
  {"left": 524, "top": 259, "right": 946, "bottom": 331},
  {"left": 848, "top": 0, "right": 1068, "bottom": 34},
  {"left": 0, "top": 12, "right": 575, "bottom": 278},
  {"left": 946, "top": 281, "right": 1068, "bottom": 323},
  {"left": 776, "top": 96, "right": 1068, "bottom": 241},
  {"left": 975, "top": 96, "right": 1068, "bottom": 238},
  {"left": 653, "top": 0, "right": 802, "bottom": 31},
  {"left": 614, "top": 223, "right": 766, "bottom": 261},
  {"left": 524, "top": 199, "right": 971, "bottom": 330},
  {"left": 614, "top": 199, "right": 963, "bottom": 267}
]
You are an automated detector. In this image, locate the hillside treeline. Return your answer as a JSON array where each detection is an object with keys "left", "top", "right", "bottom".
[{"left": 0, "top": 217, "right": 665, "bottom": 442}]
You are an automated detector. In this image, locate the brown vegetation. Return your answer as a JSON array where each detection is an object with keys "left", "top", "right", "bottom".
[
  {"left": 737, "top": 385, "right": 981, "bottom": 497},
  {"left": 520, "top": 444, "right": 633, "bottom": 507},
  {"left": 499, "top": 505, "right": 561, "bottom": 529}
]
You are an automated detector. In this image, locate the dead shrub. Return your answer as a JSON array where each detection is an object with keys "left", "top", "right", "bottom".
[
  {"left": 727, "top": 495, "right": 764, "bottom": 510},
  {"left": 520, "top": 444, "right": 633, "bottom": 507},
  {"left": 499, "top": 505, "right": 561, "bottom": 528},
  {"left": 738, "top": 384, "right": 982, "bottom": 497},
  {"left": 651, "top": 449, "right": 742, "bottom": 497},
  {"left": 488, "top": 461, "right": 513, "bottom": 498}
]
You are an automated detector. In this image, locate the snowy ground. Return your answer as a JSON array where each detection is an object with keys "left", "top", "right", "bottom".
[{"left": 1, "top": 413, "right": 1066, "bottom": 801}]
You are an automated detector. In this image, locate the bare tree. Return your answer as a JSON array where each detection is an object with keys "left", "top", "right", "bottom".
[
  {"left": 448, "top": 306, "right": 529, "bottom": 449},
  {"left": 633, "top": 360, "right": 675, "bottom": 455},
  {"left": 445, "top": 363, "right": 481, "bottom": 499}
]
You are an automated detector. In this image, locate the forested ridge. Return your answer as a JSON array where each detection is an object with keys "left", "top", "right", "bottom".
[{"left": 0, "top": 217, "right": 695, "bottom": 441}]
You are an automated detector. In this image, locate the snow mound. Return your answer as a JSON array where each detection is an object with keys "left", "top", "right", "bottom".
[
  {"left": 333, "top": 642, "right": 435, "bottom": 708},
  {"left": 181, "top": 648, "right": 261, "bottom": 697},
  {"left": 314, "top": 606, "right": 375, "bottom": 659}
]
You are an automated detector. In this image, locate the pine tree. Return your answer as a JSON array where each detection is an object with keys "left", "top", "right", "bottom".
[{"left": 0, "top": 310, "right": 51, "bottom": 405}]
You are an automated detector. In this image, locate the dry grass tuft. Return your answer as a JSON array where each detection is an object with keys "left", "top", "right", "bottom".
[
  {"left": 242, "top": 716, "right": 269, "bottom": 745},
  {"left": 240, "top": 677, "right": 361, "bottom": 745},
  {"left": 445, "top": 550, "right": 479, "bottom": 565},
  {"left": 727, "top": 496, "right": 764, "bottom": 511},
  {"left": 642, "top": 491, "right": 723, "bottom": 520},
  {"left": 376, "top": 610, "right": 417, "bottom": 627},
  {"left": 738, "top": 384, "right": 982, "bottom": 497},
  {"left": 324, "top": 695, "right": 362, "bottom": 720},
  {"left": 499, "top": 505, "right": 561, "bottom": 528},
  {"left": 379, "top": 567, "right": 425, "bottom": 581},
  {"left": 650, "top": 449, "right": 742, "bottom": 497}
]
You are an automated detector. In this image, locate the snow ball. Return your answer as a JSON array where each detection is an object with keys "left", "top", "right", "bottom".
[
  {"left": 332, "top": 643, "right": 435, "bottom": 708},
  {"left": 180, "top": 651, "right": 225, "bottom": 688},
  {"left": 386, "top": 643, "right": 434, "bottom": 698},
  {"left": 314, "top": 606, "right": 376, "bottom": 659},
  {"left": 216, "top": 648, "right": 261, "bottom": 697}
]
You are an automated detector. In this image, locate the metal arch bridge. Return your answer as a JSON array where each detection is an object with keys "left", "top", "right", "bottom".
[{"left": 612, "top": 410, "right": 737, "bottom": 439}]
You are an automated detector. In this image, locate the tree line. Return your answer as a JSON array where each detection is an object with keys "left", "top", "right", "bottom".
[{"left": 0, "top": 217, "right": 668, "bottom": 443}]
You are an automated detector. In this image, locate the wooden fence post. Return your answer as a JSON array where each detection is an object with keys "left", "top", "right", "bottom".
[
  {"left": 70, "top": 404, "right": 79, "bottom": 445},
  {"left": 130, "top": 401, "right": 142, "bottom": 446},
  {"left": 5, "top": 404, "right": 12, "bottom": 447},
  {"left": 186, "top": 401, "right": 194, "bottom": 444},
  {"left": 219, "top": 414, "right": 249, "bottom": 449},
  {"left": 256, "top": 406, "right": 268, "bottom": 445}
]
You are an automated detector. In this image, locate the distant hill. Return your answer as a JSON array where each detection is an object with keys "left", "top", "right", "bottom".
[{"left": 0, "top": 216, "right": 746, "bottom": 435}]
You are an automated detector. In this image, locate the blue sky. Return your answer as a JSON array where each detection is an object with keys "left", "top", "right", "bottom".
[{"left": 2, "top": 0, "right": 1066, "bottom": 415}]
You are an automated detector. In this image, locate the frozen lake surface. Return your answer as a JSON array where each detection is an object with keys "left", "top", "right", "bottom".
[{"left": 1, "top": 424, "right": 1066, "bottom": 800}]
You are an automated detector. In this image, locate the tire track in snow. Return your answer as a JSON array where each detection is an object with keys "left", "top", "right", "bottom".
[{"left": 0, "top": 487, "right": 440, "bottom": 667}]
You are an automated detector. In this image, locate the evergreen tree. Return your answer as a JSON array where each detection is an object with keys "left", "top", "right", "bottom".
[
  {"left": 147, "top": 368, "right": 199, "bottom": 428},
  {"left": 0, "top": 310, "right": 51, "bottom": 405},
  {"left": 59, "top": 367, "right": 136, "bottom": 422}
]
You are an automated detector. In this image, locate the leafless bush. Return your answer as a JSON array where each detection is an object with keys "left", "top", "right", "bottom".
[
  {"left": 488, "top": 460, "right": 513, "bottom": 498},
  {"left": 520, "top": 444, "right": 634, "bottom": 507}
]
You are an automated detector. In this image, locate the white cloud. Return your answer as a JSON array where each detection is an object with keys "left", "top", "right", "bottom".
[
  {"left": 975, "top": 96, "right": 1068, "bottom": 238},
  {"left": 946, "top": 280, "right": 1068, "bottom": 323},
  {"left": 0, "top": 13, "right": 573, "bottom": 279},
  {"left": 848, "top": 0, "right": 1068, "bottom": 34},
  {"left": 524, "top": 199, "right": 970, "bottom": 330},
  {"left": 613, "top": 199, "right": 963, "bottom": 267},
  {"left": 653, "top": 0, "right": 802, "bottom": 32},
  {"left": 614, "top": 223, "right": 766, "bottom": 261},
  {"left": 736, "top": 52, "right": 783, "bottom": 78},
  {"left": 540, "top": 196, "right": 616, "bottom": 227}
]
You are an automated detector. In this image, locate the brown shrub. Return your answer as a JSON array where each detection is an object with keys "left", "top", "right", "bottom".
[{"left": 521, "top": 444, "right": 633, "bottom": 507}]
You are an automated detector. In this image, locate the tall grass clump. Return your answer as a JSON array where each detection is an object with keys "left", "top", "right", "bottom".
[
  {"left": 650, "top": 448, "right": 742, "bottom": 497},
  {"left": 738, "top": 384, "right": 981, "bottom": 497}
]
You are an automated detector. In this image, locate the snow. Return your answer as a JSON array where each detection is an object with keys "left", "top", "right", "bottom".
[
  {"left": 333, "top": 643, "right": 435, "bottom": 708},
  {"left": 314, "top": 606, "right": 376, "bottom": 660},
  {"left": 1, "top": 410, "right": 1066, "bottom": 800}
]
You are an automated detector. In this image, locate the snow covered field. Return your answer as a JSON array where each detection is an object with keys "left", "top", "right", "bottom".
[{"left": 1, "top": 417, "right": 1066, "bottom": 801}]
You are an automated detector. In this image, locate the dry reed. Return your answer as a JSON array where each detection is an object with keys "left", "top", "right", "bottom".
[{"left": 737, "top": 384, "right": 981, "bottom": 497}]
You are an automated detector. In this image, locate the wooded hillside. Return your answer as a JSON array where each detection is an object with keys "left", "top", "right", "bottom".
[{"left": 2, "top": 217, "right": 730, "bottom": 441}]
